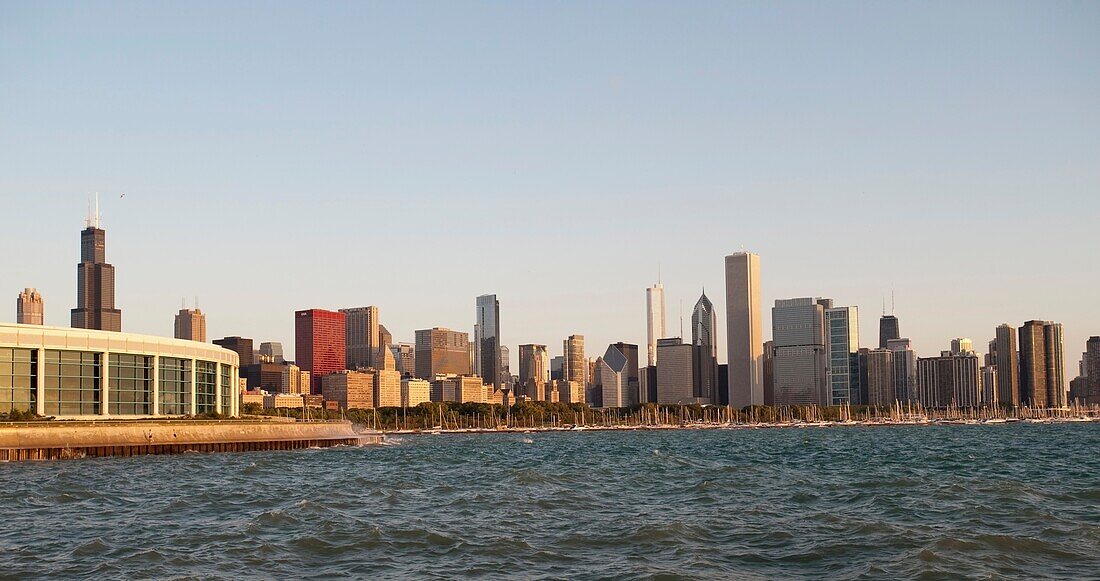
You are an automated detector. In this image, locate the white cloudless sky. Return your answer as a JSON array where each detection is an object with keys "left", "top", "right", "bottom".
[{"left": 1, "top": 1, "right": 1098, "bottom": 372}]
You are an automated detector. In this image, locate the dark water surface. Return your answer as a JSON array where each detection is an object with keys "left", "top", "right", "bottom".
[{"left": 1, "top": 423, "right": 1099, "bottom": 579}]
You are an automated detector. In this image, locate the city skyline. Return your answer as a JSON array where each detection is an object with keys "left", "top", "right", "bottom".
[{"left": 2, "top": 3, "right": 1098, "bottom": 373}]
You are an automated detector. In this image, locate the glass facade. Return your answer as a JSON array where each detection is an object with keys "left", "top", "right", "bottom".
[
  {"left": 195, "top": 360, "right": 217, "bottom": 414},
  {"left": 0, "top": 348, "right": 36, "bottom": 413},
  {"left": 159, "top": 357, "right": 192, "bottom": 416},
  {"left": 43, "top": 350, "right": 101, "bottom": 416},
  {"left": 109, "top": 353, "right": 152, "bottom": 415},
  {"left": 220, "top": 364, "right": 232, "bottom": 415}
]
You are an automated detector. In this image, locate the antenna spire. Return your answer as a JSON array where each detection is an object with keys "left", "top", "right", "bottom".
[{"left": 94, "top": 192, "right": 100, "bottom": 229}]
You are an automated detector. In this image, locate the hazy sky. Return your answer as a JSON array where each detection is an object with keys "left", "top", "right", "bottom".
[{"left": 2, "top": 2, "right": 1098, "bottom": 372}]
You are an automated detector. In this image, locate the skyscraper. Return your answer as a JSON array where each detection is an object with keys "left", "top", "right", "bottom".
[
  {"left": 771, "top": 298, "right": 827, "bottom": 406},
  {"left": 519, "top": 344, "right": 549, "bottom": 400},
  {"left": 917, "top": 350, "right": 981, "bottom": 408},
  {"left": 878, "top": 315, "right": 900, "bottom": 349},
  {"left": 414, "top": 327, "right": 471, "bottom": 379},
  {"left": 646, "top": 281, "right": 666, "bottom": 368},
  {"left": 599, "top": 343, "right": 639, "bottom": 408},
  {"left": 564, "top": 335, "right": 587, "bottom": 394},
  {"left": 887, "top": 338, "right": 917, "bottom": 402},
  {"left": 71, "top": 200, "right": 121, "bottom": 332},
  {"left": 825, "top": 304, "right": 859, "bottom": 405},
  {"left": 16, "top": 288, "right": 43, "bottom": 325},
  {"left": 475, "top": 294, "right": 501, "bottom": 391},
  {"left": 692, "top": 291, "right": 718, "bottom": 403},
  {"left": 1019, "top": 320, "right": 1066, "bottom": 408},
  {"left": 1085, "top": 337, "right": 1100, "bottom": 405},
  {"left": 213, "top": 336, "right": 254, "bottom": 367},
  {"left": 295, "top": 309, "right": 347, "bottom": 393},
  {"left": 657, "top": 338, "right": 696, "bottom": 404},
  {"left": 174, "top": 307, "right": 206, "bottom": 342},
  {"left": 390, "top": 343, "right": 415, "bottom": 376},
  {"left": 993, "top": 324, "right": 1020, "bottom": 406},
  {"left": 341, "top": 306, "right": 380, "bottom": 369},
  {"left": 259, "top": 341, "right": 285, "bottom": 364},
  {"left": 860, "top": 348, "right": 895, "bottom": 407},
  {"left": 725, "top": 252, "right": 763, "bottom": 408}
]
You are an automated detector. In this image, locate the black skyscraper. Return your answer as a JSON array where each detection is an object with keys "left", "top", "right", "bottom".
[{"left": 71, "top": 209, "right": 122, "bottom": 332}]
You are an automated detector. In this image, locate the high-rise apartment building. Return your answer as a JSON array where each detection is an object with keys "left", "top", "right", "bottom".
[
  {"left": 281, "top": 363, "right": 310, "bottom": 395},
  {"left": 646, "top": 281, "right": 666, "bottom": 368},
  {"left": 213, "top": 336, "right": 254, "bottom": 368},
  {"left": 917, "top": 351, "right": 981, "bottom": 408},
  {"left": 414, "top": 327, "right": 471, "bottom": 379},
  {"left": 725, "top": 252, "right": 763, "bottom": 408},
  {"left": 401, "top": 378, "right": 431, "bottom": 407},
  {"left": 878, "top": 315, "right": 900, "bottom": 349},
  {"left": 599, "top": 343, "right": 639, "bottom": 408},
  {"left": 564, "top": 334, "right": 587, "bottom": 391},
  {"left": 692, "top": 291, "right": 718, "bottom": 403},
  {"left": 295, "top": 309, "right": 347, "bottom": 393},
  {"left": 375, "top": 369, "right": 401, "bottom": 408},
  {"left": 771, "top": 298, "right": 827, "bottom": 406},
  {"left": 859, "top": 348, "right": 895, "bottom": 407},
  {"left": 1019, "top": 320, "right": 1066, "bottom": 408},
  {"left": 825, "top": 304, "right": 859, "bottom": 405},
  {"left": 1085, "top": 337, "right": 1100, "bottom": 405},
  {"left": 341, "top": 306, "right": 380, "bottom": 370},
  {"left": 475, "top": 294, "right": 502, "bottom": 391},
  {"left": 993, "top": 324, "right": 1020, "bottom": 406},
  {"left": 71, "top": 203, "right": 122, "bottom": 332},
  {"left": 887, "top": 338, "right": 917, "bottom": 402},
  {"left": 518, "top": 344, "right": 549, "bottom": 401},
  {"left": 16, "top": 288, "right": 43, "bottom": 325},
  {"left": 174, "top": 308, "right": 206, "bottom": 342}
]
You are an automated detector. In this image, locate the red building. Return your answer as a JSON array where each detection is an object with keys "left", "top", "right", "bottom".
[{"left": 295, "top": 309, "right": 346, "bottom": 394}]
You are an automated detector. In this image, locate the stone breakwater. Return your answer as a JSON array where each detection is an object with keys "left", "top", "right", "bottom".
[{"left": 0, "top": 420, "right": 383, "bottom": 461}]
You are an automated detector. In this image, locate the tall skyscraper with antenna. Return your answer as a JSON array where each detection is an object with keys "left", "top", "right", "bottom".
[
  {"left": 71, "top": 195, "right": 122, "bottom": 332},
  {"left": 878, "top": 293, "right": 900, "bottom": 348},
  {"left": 646, "top": 275, "right": 666, "bottom": 368}
]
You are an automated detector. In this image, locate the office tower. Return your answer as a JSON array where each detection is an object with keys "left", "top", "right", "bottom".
[
  {"left": 887, "top": 338, "right": 918, "bottom": 402},
  {"left": 725, "top": 252, "right": 763, "bottom": 408},
  {"left": 243, "top": 361, "right": 285, "bottom": 392},
  {"left": 656, "top": 338, "right": 696, "bottom": 404},
  {"left": 174, "top": 307, "right": 206, "bottom": 342},
  {"left": 401, "top": 378, "right": 431, "bottom": 407},
  {"left": 295, "top": 309, "right": 347, "bottom": 393},
  {"left": 213, "top": 336, "right": 254, "bottom": 367},
  {"left": 564, "top": 335, "right": 587, "bottom": 389},
  {"left": 500, "top": 345, "right": 510, "bottom": 376},
  {"left": 341, "top": 306, "right": 380, "bottom": 369},
  {"left": 16, "top": 288, "right": 43, "bottom": 325},
  {"left": 379, "top": 324, "right": 393, "bottom": 355},
  {"left": 598, "top": 343, "right": 639, "bottom": 408},
  {"left": 281, "top": 363, "right": 310, "bottom": 395},
  {"left": 771, "top": 298, "right": 827, "bottom": 406},
  {"left": 917, "top": 350, "right": 981, "bottom": 408},
  {"left": 991, "top": 324, "right": 1020, "bottom": 406},
  {"left": 762, "top": 341, "right": 775, "bottom": 406},
  {"left": 859, "top": 348, "right": 895, "bottom": 407},
  {"left": 717, "top": 364, "right": 729, "bottom": 406},
  {"left": 519, "top": 344, "right": 549, "bottom": 401},
  {"left": 692, "top": 291, "right": 718, "bottom": 403},
  {"left": 259, "top": 342, "right": 285, "bottom": 364},
  {"left": 475, "top": 294, "right": 502, "bottom": 391},
  {"left": 1019, "top": 320, "right": 1066, "bottom": 408},
  {"left": 879, "top": 315, "right": 900, "bottom": 349},
  {"left": 950, "top": 338, "right": 974, "bottom": 356},
  {"left": 430, "top": 375, "right": 493, "bottom": 404},
  {"left": 550, "top": 356, "right": 565, "bottom": 381},
  {"left": 646, "top": 281, "right": 666, "bottom": 367},
  {"left": 589, "top": 357, "right": 604, "bottom": 407},
  {"left": 1087, "top": 337, "right": 1100, "bottom": 405},
  {"left": 825, "top": 305, "right": 859, "bottom": 405},
  {"left": 640, "top": 366, "right": 656, "bottom": 404},
  {"left": 321, "top": 370, "right": 375, "bottom": 410},
  {"left": 391, "top": 343, "right": 416, "bottom": 376},
  {"left": 981, "top": 365, "right": 998, "bottom": 406},
  {"left": 71, "top": 200, "right": 122, "bottom": 331},
  {"left": 414, "top": 327, "right": 471, "bottom": 379}
]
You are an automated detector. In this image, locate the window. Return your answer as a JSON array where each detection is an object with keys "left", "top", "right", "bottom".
[
  {"left": 220, "top": 364, "right": 233, "bottom": 415},
  {"left": 159, "top": 357, "right": 191, "bottom": 416},
  {"left": 0, "top": 348, "right": 36, "bottom": 413},
  {"left": 195, "top": 361, "right": 217, "bottom": 414},
  {"left": 43, "top": 350, "right": 100, "bottom": 416},
  {"left": 109, "top": 353, "right": 152, "bottom": 415}
]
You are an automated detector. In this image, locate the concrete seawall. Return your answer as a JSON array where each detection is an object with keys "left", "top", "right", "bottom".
[{"left": 0, "top": 420, "right": 383, "bottom": 461}]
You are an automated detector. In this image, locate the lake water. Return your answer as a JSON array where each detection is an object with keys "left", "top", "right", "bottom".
[{"left": 1, "top": 423, "right": 1098, "bottom": 578}]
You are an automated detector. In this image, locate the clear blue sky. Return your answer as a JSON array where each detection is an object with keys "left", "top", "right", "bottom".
[{"left": 1, "top": 2, "right": 1098, "bottom": 371}]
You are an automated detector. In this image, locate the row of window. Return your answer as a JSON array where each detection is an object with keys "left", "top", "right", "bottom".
[{"left": 0, "top": 349, "right": 234, "bottom": 416}]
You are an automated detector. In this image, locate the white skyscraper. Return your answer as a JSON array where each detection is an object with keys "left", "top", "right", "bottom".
[
  {"left": 725, "top": 252, "right": 763, "bottom": 407},
  {"left": 646, "top": 282, "right": 666, "bottom": 368}
]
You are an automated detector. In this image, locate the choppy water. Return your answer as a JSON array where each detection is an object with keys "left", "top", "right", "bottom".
[{"left": 1, "top": 423, "right": 1099, "bottom": 579}]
